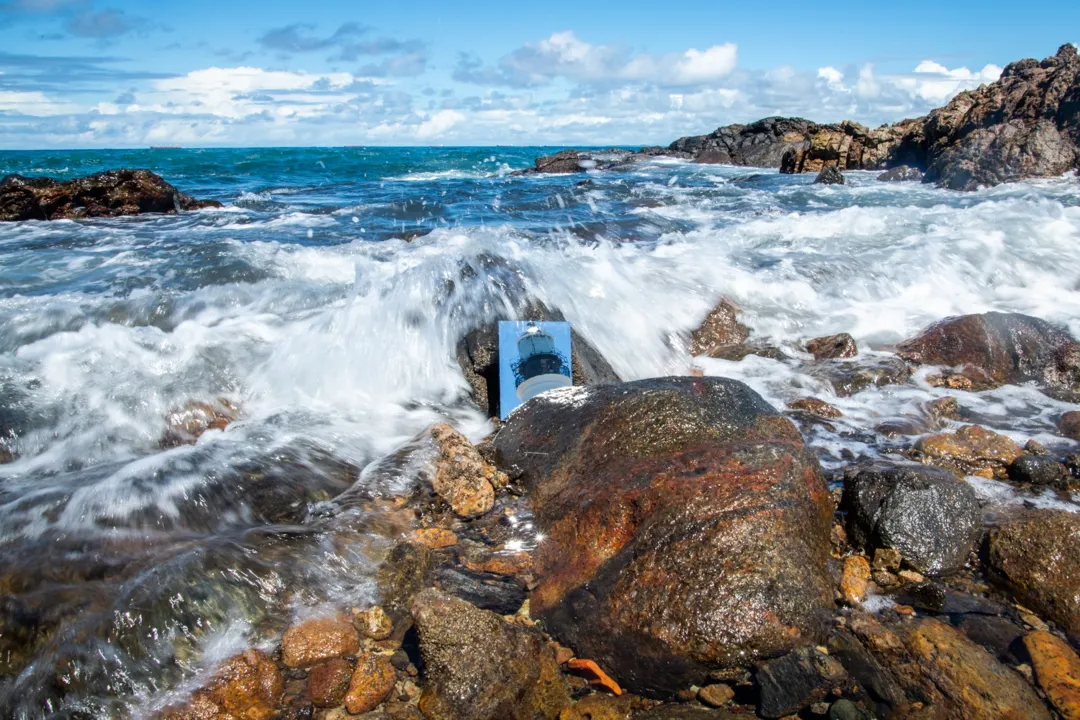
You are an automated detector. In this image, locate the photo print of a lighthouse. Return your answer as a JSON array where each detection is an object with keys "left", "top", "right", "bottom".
[{"left": 498, "top": 321, "right": 573, "bottom": 419}]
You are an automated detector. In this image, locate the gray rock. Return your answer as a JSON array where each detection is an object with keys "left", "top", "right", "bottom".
[
  {"left": 814, "top": 166, "right": 846, "bottom": 185},
  {"left": 841, "top": 464, "right": 979, "bottom": 575},
  {"left": 877, "top": 165, "right": 924, "bottom": 182},
  {"left": 755, "top": 647, "right": 849, "bottom": 718},
  {"left": 1007, "top": 455, "right": 1070, "bottom": 488}
]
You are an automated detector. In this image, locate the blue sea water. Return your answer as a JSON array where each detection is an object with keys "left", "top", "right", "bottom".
[{"left": 1, "top": 147, "right": 1080, "bottom": 717}]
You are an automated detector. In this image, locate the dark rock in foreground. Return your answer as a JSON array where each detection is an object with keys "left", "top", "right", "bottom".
[
  {"left": 494, "top": 376, "right": 833, "bottom": 696},
  {"left": 897, "top": 311, "right": 1080, "bottom": 395},
  {"left": 988, "top": 510, "right": 1080, "bottom": 636},
  {"left": 841, "top": 464, "right": 979, "bottom": 575},
  {"left": 410, "top": 589, "right": 569, "bottom": 720},
  {"left": 0, "top": 169, "right": 221, "bottom": 221}
]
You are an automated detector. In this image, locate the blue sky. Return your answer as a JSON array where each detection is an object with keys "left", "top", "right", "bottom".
[{"left": 0, "top": 0, "right": 1076, "bottom": 148}]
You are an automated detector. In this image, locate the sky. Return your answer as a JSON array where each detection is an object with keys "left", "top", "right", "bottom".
[{"left": 0, "top": 0, "right": 1076, "bottom": 148}]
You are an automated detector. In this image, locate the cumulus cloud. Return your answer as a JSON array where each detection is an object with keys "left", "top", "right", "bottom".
[{"left": 454, "top": 31, "right": 737, "bottom": 88}]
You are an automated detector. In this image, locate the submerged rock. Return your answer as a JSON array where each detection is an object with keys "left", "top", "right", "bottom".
[
  {"left": 877, "top": 165, "right": 924, "bottom": 182},
  {"left": 912, "top": 424, "right": 1023, "bottom": 478},
  {"left": 1059, "top": 411, "right": 1080, "bottom": 440},
  {"left": 0, "top": 169, "right": 221, "bottom": 222},
  {"left": 494, "top": 377, "right": 833, "bottom": 695},
  {"left": 814, "top": 165, "right": 846, "bottom": 185},
  {"left": 897, "top": 311, "right": 1080, "bottom": 394},
  {"left": 841, "top": 464, "right": 979, "bottom": 575},
  {"left": 455, "top": 301, "right": 620, "bottom": 418},
  {"left": 806, "top": 333, "right": 857, "bottom": 360},
  {"left": 159, "top": 650, "right": 284, "bottom": 720},
  {"left": 688, "top": 298, "right": 751, "bottom": 355},
  {"left": 811, "top": 355, "right": 911, "bottom": 397},
  {"left": 988, "top": 510, "right": 1080, "bottom": 636},
  {"left": 787, "top": 397, "right": 843, "bottom": 419},
  {"left": 160, "top": 398, "right": 239, "bottom": 447},
  {"left": 410, "top": 589, "right": 569, "bottom": 720}
]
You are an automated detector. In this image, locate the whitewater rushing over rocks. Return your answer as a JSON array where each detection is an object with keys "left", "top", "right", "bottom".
[{"left": 1, "top": 146, "right": 1080, "bottom": 718}]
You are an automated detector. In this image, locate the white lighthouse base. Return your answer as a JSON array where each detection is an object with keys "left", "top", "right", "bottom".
[{"left": 516, "top": 373, "right": 573, "bottom": 403}]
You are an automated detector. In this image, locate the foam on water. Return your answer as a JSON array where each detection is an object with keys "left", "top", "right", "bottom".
[{"left": 1, "top": 147, "right": 1079, "bottom": 716}]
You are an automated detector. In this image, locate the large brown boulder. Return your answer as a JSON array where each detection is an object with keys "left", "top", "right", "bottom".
[
  {"left": 0, "top": 169, "right": 221, "bottom": 221},
  {"left": 455, "top": 301, "right": 620, "bottom": 418},
  {"left": 988, "top": 510, "right": 1080, "bottom": 636},
  {"left": 410, "top": 589, "right": 570, "bottom": 720},
  {"left": 897, "top": 311, "right": 1080, "bottom": 395},
  {"left": 779, "top": 120, "right": 922, "bottom": 175},
  {"left": 494, "top": 376, "right": 834, "bottom": 696}
]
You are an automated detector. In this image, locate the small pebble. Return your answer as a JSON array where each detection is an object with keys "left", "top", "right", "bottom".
[{"left": 697, "top": 683, "right": 735, "bottom": 707}]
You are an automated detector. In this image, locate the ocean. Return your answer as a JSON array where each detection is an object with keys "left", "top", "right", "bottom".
[{"left": 1, "top": 147, "right": 1079, "bottom": 717}]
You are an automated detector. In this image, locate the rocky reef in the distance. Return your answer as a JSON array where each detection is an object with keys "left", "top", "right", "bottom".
[{"left": 523, "top": 43, "right": 1080, "bottom": 190}]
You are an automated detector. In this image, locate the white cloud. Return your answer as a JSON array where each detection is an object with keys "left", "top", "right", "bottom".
[
  {"left": 415, "top": 109, "right": 464, "bottom": 139},
  {"left": 458, "top": 31, "right": 738, "bottom": 88}
]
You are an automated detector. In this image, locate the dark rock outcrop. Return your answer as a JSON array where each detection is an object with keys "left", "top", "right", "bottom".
[
  {"left": 877, "top": 165, "right": 925, "bottom": 182},
  {"left": 814, "top": 166, "right": 846, "bottom": 185},
  {"left": 1007, "top": 454, "right": 1070, "bottom": 488},
  {"left": 897, "top": 311, "right": 1080, "bottom": 395},
  {"left": 517, "top": 147, "right": 675, "bottom": 175},
  {"left": 669, "top": 117, "right": 818, "bottom": 167},
  {"left": 527, "top": 45, "right": 1080, "bottom": 191},
  {"left": 0, "top": 169, "right": 221, "bottom": 221},
  {"left": 455, "top": 301, "right": 620, "bottom": 418},
  {"left": 755, "top": 647, "right": 849, "bottom": 718},
  {"left": 988, "top": 510, "right": 1080, "bottom": 636},
  {"left": 410, "top": 589, "right": 569, "bottom": 720},
  {"left": 841, "top": 464, "right": 979, "bottom": 575},
  {"left": 494, "top": 376, "right": 834, "bottom": 696}
]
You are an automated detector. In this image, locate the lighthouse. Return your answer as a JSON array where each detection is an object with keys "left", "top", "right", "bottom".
[{"left": 512, "top": 323, "right": 572, "bottom": 402}]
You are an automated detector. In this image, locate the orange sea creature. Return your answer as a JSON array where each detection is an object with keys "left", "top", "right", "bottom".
[{"left": 567, "top": 658, "right": 623, "bottom": 695}]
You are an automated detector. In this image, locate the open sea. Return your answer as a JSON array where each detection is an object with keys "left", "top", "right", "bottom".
[{"left": 1, "top": 147, "right": 1079, "bottom": 718}]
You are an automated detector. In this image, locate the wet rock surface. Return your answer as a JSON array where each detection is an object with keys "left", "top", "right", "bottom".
[
  {"left": 814, "top": 165, "right": 846, "bottom": 185},
  {"left": 281, "top": 615, "right": 360, "bottom": 668},
  {"left": 877, "top": 165, "right": 924, "bottom": 182},
  {"left": 1023, "top": 630, "right": 1080, "bottom": 719},
  {"left": 159, "top": 650, "right": 284, "bottom": 720},
  {"left": 989, "top": 510, "right": 1080, "bottom": 636},
  {"left": 688, "top": 299, "right": 751, "bottom": 356},
  {"left": 495, "top": 376, "right": 833, "bottom": 695},
  {"left": 0, "top": 169, "right": 221, "bottom": 221},
  {"left": 755, "top": 647, "right": 849, "bottom": 718},
  {"left": 897, "top": 311, "right": 1080, "bottom": 395},
  {"left": 806, "top": 333, "right": 857, "bottom": 360},
  {"left": 842, "top": 464, "right": 979, "bottom": 574},
  {"left": 428, "top": 423, "right": 497, "bottom": 519},
  {"left": 410, "top": 588, "right": 569, "bottom": 720},
  {"left": 912, "top": 424, "right": 1023, "bottom": 478}
]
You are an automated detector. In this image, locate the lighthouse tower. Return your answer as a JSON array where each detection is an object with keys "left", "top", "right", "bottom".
[{"left": 513, "top": 324, "right": 572, "bottom": 402}]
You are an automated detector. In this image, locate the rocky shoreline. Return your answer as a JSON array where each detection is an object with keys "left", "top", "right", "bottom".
[
  {"left": 0, "top": 168, "right": 221, "bottom": 222},
  {"left": 520, "top": 43, "right": 1080, "bottom": 191},
  {"left": 94, "top": 297, "right": 1080, "bottom": 720}
]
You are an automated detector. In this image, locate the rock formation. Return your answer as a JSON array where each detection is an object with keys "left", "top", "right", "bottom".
[{"left": 0, "top": 169, "right": 221, "bottom": 221}]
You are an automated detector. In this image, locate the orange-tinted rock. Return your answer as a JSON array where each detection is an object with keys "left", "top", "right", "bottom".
[
  {"left": 925, "top": 396, "right": 961, "bottom": 421},
  {"left": 806, "top": 333, "right": 857, "bottom": 360},
  {"left": 567, "top": 658, "right": 623, "bottom": 695},
  {"left": 411, "top": 589, "right": 570, "bottom": 720},
  {"left": 989, "top": 510, "right": 1080, "bottom": 636},
  {"left": 1059, "top": 411, "right": 1080, "bottom": 441},
  {"left": 161, "top": 398, "right": 238, "bottom": 447},
  {"left": 343, "top": 651, "right": 397, "bottom": 714},
  {"left": 494, "top": 377, "right": 833, "bottom": 696},
  {"left": 306, "top": 658, "right": 353, "bottom": 708},
  {"left": 838, "top": 614, "right": 1051, "bottom": 720},
  {"left": 411, "top": 528, "right": 458, "bottom": 549},
  {"left": 429, "top": 423, "right": 495, "bottom": 519},
  {"left": 1023, "top": 630, "right": 1080, "bottom": 720},
  {"left": 913, "top": 424, "right": 1022, "bottom": 478},
  {"left": 841, "top": 555, "right": 871, "bottom": 605},
  {"left": 357, "top": 606, "right": 393, "bottom": 641},
  {"left": 281, "top": 615, "right": 360, "bottom": 668},
  {"left": 898, "top": 312, "right": 1080, "bottom": 394},
  {"left": 461, "top": 549, "right": 534, "bottom": 577},
  {"left": 689, "top": 299, "right": 751, "bottom": 355},
  {"left": 697, "top": 683, "right": 735, "bottom": 707},
  {"left": 159, "top": 650, "right": 283, "bottom": 720},
  {"left": 787, "top": 397, "right": 842, "bottom": 419}
]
